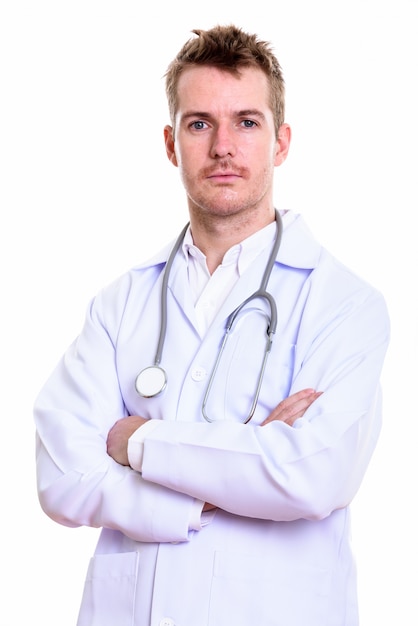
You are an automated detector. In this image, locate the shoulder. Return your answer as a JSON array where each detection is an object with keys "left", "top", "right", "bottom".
[
  {"left": 281, "top": 212, "right": 389, "bottom": 322},
  {"left": 89, "top": 239, "right": 176, "bottom": 325}
]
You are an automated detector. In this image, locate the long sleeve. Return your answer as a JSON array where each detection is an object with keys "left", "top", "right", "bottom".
[{"left": 34, "top": 275, "right": 201, "bottom": 543}]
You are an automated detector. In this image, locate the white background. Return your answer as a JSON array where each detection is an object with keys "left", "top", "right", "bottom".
[{"left": 1, "top": 1, "right": 417, "bottom": 624}]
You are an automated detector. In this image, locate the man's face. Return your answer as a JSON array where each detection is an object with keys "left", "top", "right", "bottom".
[{"left": 164, "top": 65, "right": 290, "bottom": 220}]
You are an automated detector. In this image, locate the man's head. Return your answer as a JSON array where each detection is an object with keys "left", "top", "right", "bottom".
[{"left": 165, "top": 25, "right": 286, "bottom": 138}]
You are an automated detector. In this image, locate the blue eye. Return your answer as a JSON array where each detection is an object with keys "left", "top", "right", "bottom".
[
  {"left": 242, "top": 119, "right": 256, "bottom": 128},
  {"left": 191, "top": 121, "right": 206, "bottom": 130}
]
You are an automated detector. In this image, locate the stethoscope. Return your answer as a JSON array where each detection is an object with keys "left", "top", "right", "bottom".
[{"left": 135, "top": 210, "right": 282, "bottom": 423}]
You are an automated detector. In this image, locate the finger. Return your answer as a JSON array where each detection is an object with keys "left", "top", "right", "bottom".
[
  {"left": 266, "top": 389, "right": 317, "bottom": 421},
  {"left": 261, "top": 390, "right": 322, "bottom": 426},
  {"left": 279, "top": 390, "right": 322, "bottom": 425}
]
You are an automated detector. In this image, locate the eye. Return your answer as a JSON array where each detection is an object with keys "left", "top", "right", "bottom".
[
  {"left": 241, "top": 119, "right": 257, "bottom": 128},
  {"left": 190, "top": 120, "right": 207, "bottom": 130}
]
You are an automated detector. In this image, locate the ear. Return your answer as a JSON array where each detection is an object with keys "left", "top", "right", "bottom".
[
  {"left": 274, "top": 123, "right": 291, "bottom": 167},
  {"left": 164, "top": 125, "right": 178, "bottom": 167}
]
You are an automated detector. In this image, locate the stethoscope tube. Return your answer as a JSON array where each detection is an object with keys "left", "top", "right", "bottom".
[
  {"left": 134, "top": 222, "right": 189, "bottom": 398},
  {"left": 135, "top": 211, "right": 283, "bottom": 420},
  {"left": 201, "top": 213, "right": 282, "bottom": 422},
  {"left": 154, "top": 222, "right": 190, "bottom": 367}
]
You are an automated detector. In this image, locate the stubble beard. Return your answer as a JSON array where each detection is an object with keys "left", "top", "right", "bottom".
[{"left": 185, "top": 166, "right": 272, "bottom": 224}]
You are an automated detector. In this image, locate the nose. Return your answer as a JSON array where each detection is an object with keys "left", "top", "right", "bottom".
[{"left": 210, "top": 124, "right": 237, "bottom": 159}]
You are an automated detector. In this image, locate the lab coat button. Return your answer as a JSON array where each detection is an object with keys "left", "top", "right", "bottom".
[
  {"left": 191, "top": 366, "right": 207, "bottom": 382},
  {"left": 159, "top": 619, "right": 175, "bottom": 626}
]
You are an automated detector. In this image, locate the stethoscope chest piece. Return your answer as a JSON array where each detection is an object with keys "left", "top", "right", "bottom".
[{"left": 135, "top": 366, "right": 167, "bottom": 398}]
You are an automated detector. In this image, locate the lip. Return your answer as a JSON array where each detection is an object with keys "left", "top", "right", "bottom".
[{"left": 207, "top": 172, "right": 241, "bottom": 182}]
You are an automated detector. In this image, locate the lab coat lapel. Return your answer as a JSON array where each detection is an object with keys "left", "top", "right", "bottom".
[
  {"left": 166, "top": 254, "right": 201, "bottom": 333},
  {"left": 211, "top": 245, "right": 275, "bottom": 331},
  {"left": 204, "top": 214, "right": 321, "bottom": 332}
]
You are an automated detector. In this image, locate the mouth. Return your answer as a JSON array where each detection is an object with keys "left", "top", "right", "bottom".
[{"left": 206, "top": 171, "right": 242, "bottom": 183}]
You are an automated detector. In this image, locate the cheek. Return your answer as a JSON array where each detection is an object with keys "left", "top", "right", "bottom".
[{"left": 176, "top": 145, "right": 200, "bottom": 176}]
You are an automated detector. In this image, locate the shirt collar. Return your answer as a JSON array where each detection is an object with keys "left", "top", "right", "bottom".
[
  {"left": 133, "top": 210, "right": 321, "bottom": 272},
  {"left": 181, "top": 217, "right": 281, "bottom": 277}
]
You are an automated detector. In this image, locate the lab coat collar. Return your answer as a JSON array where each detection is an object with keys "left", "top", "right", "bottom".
[
  {"left": 277, "top": 212, "right": 322, "bottom": 269},
  {"left": 133, "top": 211, "right": 322, "bottom": 272},
  {"left": 132, "top": 211, "right": 322, "bottom": 338}
]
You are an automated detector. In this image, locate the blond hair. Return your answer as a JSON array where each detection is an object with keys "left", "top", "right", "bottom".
[{"left": 165, "top": 24, "right": 286, "bottom": 137}]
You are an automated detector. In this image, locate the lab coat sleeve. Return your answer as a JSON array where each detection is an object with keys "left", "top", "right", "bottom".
[
  {"left": 136, "top": 280, "right": 390, "bottom": 522},
  {"left": 34, "top": 278, "right": 198, "bottom": 543}
]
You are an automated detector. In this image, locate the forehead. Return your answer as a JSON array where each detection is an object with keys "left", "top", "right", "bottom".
[{"left": 175, "top": 65, "right": 271, "bottom": 113}]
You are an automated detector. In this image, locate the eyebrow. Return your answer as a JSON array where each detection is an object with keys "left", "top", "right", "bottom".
[
  {"left": 237, "top": 109, "right": 266, "bottom": 120},
  {"left": 180, "top": 109, "right": 267, "bottom": 123}
]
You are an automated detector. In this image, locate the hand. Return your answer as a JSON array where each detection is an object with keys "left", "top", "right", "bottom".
[
  {"left": 202, "top": 502, "right": 217, "bottom": 512},
  {"left": 261, "top": 388, "right": 322, "bottom": 427},
  {"left": 107, "top": 415, "right": 149, "bottom": 466}
]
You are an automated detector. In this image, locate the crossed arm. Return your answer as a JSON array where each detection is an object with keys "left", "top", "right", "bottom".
[
  {"left": 106, "top": 388, "right": 321, "bottom": 514},
  {"left": 107, "top": 388, "right": 322, "bottom": 467}
]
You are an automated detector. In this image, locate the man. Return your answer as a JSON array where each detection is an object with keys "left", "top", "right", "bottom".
[{"left": 34, "top": 25, "right": 390, "bottom": 626}]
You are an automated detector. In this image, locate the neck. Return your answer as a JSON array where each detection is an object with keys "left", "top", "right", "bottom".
[{"left": 189, "top": 208, "right": 276, "bottom": 274}]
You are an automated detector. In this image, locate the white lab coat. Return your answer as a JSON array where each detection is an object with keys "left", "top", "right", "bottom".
[{"left": 34, "top": 212, "right": 390, "bottom": 626}]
